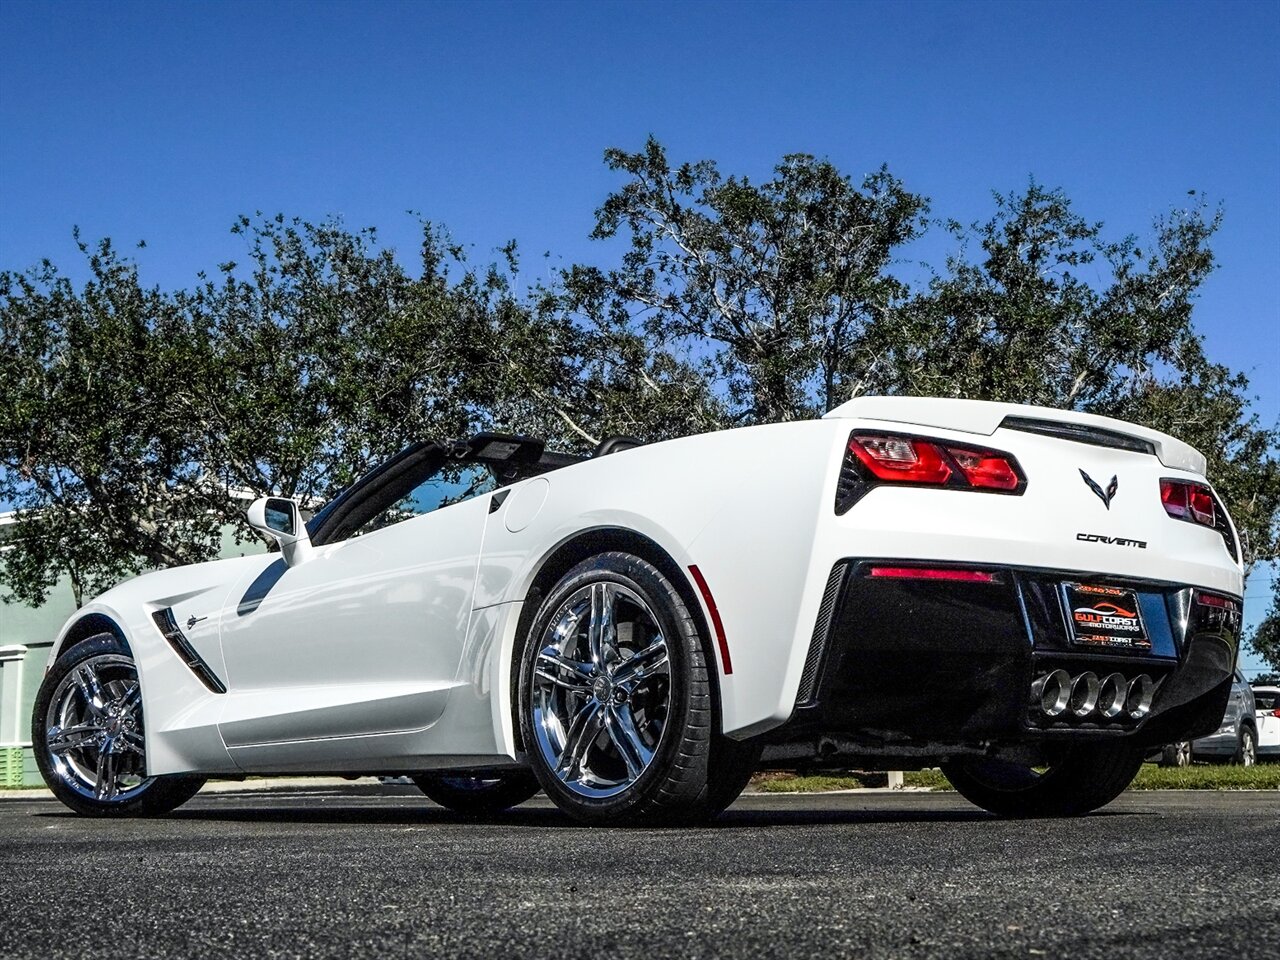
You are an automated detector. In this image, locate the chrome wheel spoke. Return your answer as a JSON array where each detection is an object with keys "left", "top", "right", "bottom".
[
  {"left": 535, "top": 649, "right": 595, "bottom": 691},
  {"left": 94, "top": 746, "right": 118, "bottom": 801},
  {"left": 588, "top": 582, "right": 617, "bottom": 669},
  {"left": 117, "top": 682, "right": 142, "bottom": 715},
  {"left": 120, "top": 730, "right": 146, "bottom": 755},
  {"left": 604, "top": 704, "right": 653, "bottom": 781},
  {"left": 612, "top": 639, "right": 669, "bottom": 690},
  {"left": 555, "top": 701, "right": 603, "bottom": 780},
  {"left": 73, "top": 666, "right": 107, "bottom": 717},
  {"left": 47, "top": 723, "right": 104, "bottom": 755}
]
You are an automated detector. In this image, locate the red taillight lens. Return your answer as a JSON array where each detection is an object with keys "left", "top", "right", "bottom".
[
  {"left": 1162, "top": 479, "right": 1217, "bottom": 526},
  {"left": 946, "top": 447, "right": 1021, "bottom": 491},
  {"left": 849, "top": 435, "right": 952, "bottom": 484},
  {"left": 847, "top": 434, "right": 1023, "bottom": 491},
  {"left": 868, "top": 566, "right": 1000, "bottom": 583}
]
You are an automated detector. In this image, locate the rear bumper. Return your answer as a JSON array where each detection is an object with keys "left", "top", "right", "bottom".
[{"left": 767, "top": 560, "right": 1241, "bottom": 758}]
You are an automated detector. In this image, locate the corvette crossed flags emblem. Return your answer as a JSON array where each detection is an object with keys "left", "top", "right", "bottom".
[{"left": 1079, "top": 469, "right": 1119, "bottom": 510}]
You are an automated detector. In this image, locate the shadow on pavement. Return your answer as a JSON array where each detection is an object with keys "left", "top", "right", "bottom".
[{"left": 26, "top": 800, "right": 1136, "bottom": 829}]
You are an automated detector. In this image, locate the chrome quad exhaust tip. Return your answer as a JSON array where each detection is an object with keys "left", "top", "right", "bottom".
[
  {"left": 1097, "top": 673, "right": 1128, "bottom": 719},
  {"left": 1068, "top": 672, "right": 1100, "bottom": 718},
  {"left": 1125, "top": 674, "right": 1156, "bottom": 719},
  {"left": 1033, "top": 669, "right": 1072, "bottom": 718},
  {"left": 1031, "top": 669, "right": 1157, "bottom": 723}
]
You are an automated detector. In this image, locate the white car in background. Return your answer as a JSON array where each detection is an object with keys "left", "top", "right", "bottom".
[
  {"left": 32, "top": 397, "right": 1245, "bottom": 824},
  {"left": 1253, "top": 686, "right": 1280, "bottom": 760}
]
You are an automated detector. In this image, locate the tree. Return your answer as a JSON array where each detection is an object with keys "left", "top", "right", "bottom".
[
  {"left": 0, "top": 218, "right": 586, "bottom": 606},
  {"left": 1251, "top": 600, "right": 1280, "bottom": 674},
  {"left": 875, "top": 184, "right": 1220, "bottom": 408},
  {"left": 0, "top": 235, "right": 226, "bottom": 606},
  {"left": 563, "top": 137, "right": 929, "bottom": 425}
]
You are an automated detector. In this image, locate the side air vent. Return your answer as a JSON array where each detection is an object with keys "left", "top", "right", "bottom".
[
  {"left": 151, "top": 609, "right": 227, "bottom": 694},
  {"left": 796, "top": 562, "right": 848, "bottom": 705},
  {"left": 1000, "top": 415, "right": 1156, "bottom": 456},
  {"left": 834, "top": 453, "right": 868, "bottom": 515}
]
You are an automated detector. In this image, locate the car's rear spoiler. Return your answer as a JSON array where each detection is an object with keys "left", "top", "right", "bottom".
[{"left": 823, "top": 396, "right": 1207, "bottom": 476}]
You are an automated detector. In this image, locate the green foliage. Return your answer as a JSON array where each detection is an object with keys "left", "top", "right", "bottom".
[
  {"left": 878, "top": 184, "right": 1219, "bottom": 406},
  {"left": 0, "top": 235, "right": 226, "bottom": 605},
  {"left": 564, "top": 136, "right": 929, "bottom": 423},
  {"left": 755, "top": 764, "right": 1280, "bottom": 792},
  {"left": 1251, "top": 598, "right": 1280, "bottom": 673},
  {"left": 1, "top": 139, "right": 1277, "bottom": 624},
  {"left": 0, "top": 218, "right": 585, "bottom": 605}
]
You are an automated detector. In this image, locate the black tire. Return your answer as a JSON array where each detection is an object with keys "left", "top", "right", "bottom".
[
  {"left": 1159, "top": 741, "right": 1192, "bottom": 768},
  {"left": 699, "top": 736, "right": 762, "bottom": 816},
  {"left": 941, "top": 742, "right": 1144, "bottom": 818},
  {"left": 412, "top": 771, "right": 540, "bottom": 813},
  {"left": 32, "top": 633, "right": 205, "bottom": 817},
  {"left": 1233, "top": 725, "right": 1257, "bottom": 767},
  {"left": 518, "top": 552, "right": 712, "bottom": 826}
]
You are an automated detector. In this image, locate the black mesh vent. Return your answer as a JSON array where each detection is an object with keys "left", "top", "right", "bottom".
[
  {"left": 797, "top": 562, "right": 848, "bottom": 705},
  {"left": 151, "top": 608, "right": 227, "bottom": 694},
  {"left": 1000, "top": 415, "right": 1156, "bottom": 456},
  {"left": 834, "top": 450, "right": 867, "bottom": 515}
]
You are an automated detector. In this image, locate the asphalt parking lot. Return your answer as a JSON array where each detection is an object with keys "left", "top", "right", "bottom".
[{"left": 1, "top": 786, "right": 1276, "bottom": 959}]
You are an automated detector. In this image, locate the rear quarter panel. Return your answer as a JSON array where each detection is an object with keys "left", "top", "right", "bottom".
[{"left": 476, "top": 420, "right": 848, "bottom": 744}]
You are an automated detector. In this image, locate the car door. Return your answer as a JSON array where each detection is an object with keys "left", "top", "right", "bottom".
[{"left": 215, "top": 462, "right": 494, "bottom": 769}]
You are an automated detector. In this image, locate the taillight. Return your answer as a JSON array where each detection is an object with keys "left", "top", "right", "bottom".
[
  {"left": 1161, "top": 479, "right": 1239, "bottom": 561},
  {"left": 846, "top": 433, "right": 1025, "bottom": 492},
  {"left": 848, "top": 435, "right": 952, "bottom": 485},
  {"left": 1161, "top": 479, "right": 1215, "bottom": 525},
  {"left": 948, "top": 448, "right": 1021, "bottom": 490}
]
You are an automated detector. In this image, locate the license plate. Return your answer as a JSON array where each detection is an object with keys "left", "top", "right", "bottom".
[{"left": 1064, "top": 583, "right": 1150, "bottom": 651}]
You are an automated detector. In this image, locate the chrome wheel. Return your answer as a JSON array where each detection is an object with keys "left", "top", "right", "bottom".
[
  {"left": 530, "top": 581, "right": 671, "bottom": 798},
  {"left": 44, "top": 653, "right": 150, "bottom": 803},
  {"left": 1240, "top": 730, "right": 1257, "bottom": 767}
]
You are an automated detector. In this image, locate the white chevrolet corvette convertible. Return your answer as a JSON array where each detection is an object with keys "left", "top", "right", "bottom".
[{"left": 34, "top": 397, "right": 1244, "bottom": 824}]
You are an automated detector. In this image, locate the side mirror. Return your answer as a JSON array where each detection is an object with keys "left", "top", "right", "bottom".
[{"left": 247, "top": 497, "right": 313, "bottom": 567}]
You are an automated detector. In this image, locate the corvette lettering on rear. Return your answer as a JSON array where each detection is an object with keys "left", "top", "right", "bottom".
[{"left": 1076, "top": 532, "right": 1147, "bottom": 549}]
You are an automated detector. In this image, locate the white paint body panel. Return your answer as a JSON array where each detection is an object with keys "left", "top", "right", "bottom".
[{"left": 43, "top": 399, "right": 1244, "bottom": 777}]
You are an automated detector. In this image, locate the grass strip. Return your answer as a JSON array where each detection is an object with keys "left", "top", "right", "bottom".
[{"left": 753, "top": 762, "right": 1280, "bottom": 793}]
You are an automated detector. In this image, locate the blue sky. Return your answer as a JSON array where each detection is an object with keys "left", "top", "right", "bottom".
[{"left": 1, "top": 0, "right": 1277, "bottom": 667}]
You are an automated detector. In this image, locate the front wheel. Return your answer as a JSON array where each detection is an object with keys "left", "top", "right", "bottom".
[
  {"left": 518, "top": 552, "right": 712, "bottom": 826},
  {"left": 941, "top": 742, "right": 1144, "bottom": 818},
  {"left": 32, "top": 633, "right": 205, "bottom": 817},
  {"left": 412, "top": 771, "right": 540, "bottom": 813}
]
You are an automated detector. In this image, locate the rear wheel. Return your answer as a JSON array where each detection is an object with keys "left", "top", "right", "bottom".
[
  {"left": 518, "top": 552, "right": 712, "bottom": 825},
  {"left": 32, "top": 634, "right": 205, "bottom": 817},
  {"left": 412, "top": 771, "right": 540, "bottom": 813},
  {"left": 941, "top": 742, "right": 1144, "bottom": 817}
]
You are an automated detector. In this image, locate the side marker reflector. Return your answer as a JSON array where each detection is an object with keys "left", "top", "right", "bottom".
[
  {"left": 867, "top": 566, "right": 1000, "bottom": 583},
  {"left": 688, "top": 564, "right": 733, "bottom": 675}
]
